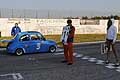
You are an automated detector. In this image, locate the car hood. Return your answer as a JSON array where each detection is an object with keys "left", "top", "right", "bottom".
[{"left": 45, "top": 40, "right": 56, "bottom": 44}]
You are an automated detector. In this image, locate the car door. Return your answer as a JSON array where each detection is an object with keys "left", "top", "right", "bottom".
[
  {"left": 29, "top": 33, "right": 42, "bottom": 53},
  {"left": 35, "top": 33, "right": 49, "bottom": 52},
  {"left": 19, "top": 34, "right": 31, "bottom": 53}
]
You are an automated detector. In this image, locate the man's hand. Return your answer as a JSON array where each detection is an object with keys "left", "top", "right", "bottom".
[
  {"left": 64, "top": 43, "right": 68, "bottom": 45},
  {"left": 112, "top": 41, "right": 115, "bottom": 44}
]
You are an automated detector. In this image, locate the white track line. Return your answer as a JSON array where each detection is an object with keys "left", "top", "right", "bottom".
[
  {"left": 0, "top": 73, "right": 23, "bottom": 80},
  {"left": 0, "top": 48, "right": 6, "bottom": 51}
]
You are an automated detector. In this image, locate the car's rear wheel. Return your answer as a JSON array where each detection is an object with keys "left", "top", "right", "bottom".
[
  {"left": 15, "top": 48, "right": 24, "bottom": 56},
  {"left": 49, "top": 46, "right": 56, "bottom": 53}
]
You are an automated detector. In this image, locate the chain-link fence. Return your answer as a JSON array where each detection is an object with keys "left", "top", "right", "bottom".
[
  {"left": 118, "top": 20, "right": 120, "bottom": 33},
  {"left": 0, "top": 8, "right": 82, "bottom": 19}
]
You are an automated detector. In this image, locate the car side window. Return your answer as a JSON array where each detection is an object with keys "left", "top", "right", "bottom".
[
  {"left": 20, "top": 34, "right": 30, "bottom": 41},
  {"left": 31, "top": 34, "right": 40, "bottom": 40},
  {"left": 37, "top": 33, "right": 45, "bottom": 40}
]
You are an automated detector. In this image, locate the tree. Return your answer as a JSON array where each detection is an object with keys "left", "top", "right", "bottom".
[{"left": 82, "top": 16, "right": 88, "bottom": 19}]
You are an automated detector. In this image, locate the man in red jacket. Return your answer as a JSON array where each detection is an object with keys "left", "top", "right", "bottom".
[{"left": 61, "top": 19, "right": 75, "bottom": 65}]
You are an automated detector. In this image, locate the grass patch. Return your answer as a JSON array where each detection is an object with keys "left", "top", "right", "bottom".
[
  {"left": 0, "top": 37, "right": 12, "bottom": 47},
  {"left": 45, "top": 34, "right": 106, "bottom": 43}
]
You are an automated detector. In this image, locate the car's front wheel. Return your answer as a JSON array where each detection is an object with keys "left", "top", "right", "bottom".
[
  {"left": 49, "top": 46, "right": 56, "bottom": 53},
  {"left": 15, "top": 48, "right": 24, "bottom": 56}
]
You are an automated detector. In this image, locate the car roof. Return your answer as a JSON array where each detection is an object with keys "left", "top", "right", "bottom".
[
  {"left": 26, "top": 31, "right": 40, "bottom": 33},
  {"left": 19, "top": 31, "right": 40, "bottom": 34},
  {"left": 13, "top": 31, "right": 43, "bottom": 40},
  {"left": 16, "top": 31, "right": 41, "bottom": 37}
]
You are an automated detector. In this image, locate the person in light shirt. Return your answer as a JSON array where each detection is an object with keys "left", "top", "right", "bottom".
[{"left": 105, "top": 18, "right": 119, "bottom": 66}]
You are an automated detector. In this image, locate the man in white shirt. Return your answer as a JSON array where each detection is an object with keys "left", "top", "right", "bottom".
[
  {"left": 61, "top": 26, "right": 70, "bottom": 45},
  {"left": 60, "top": 19, "right": 75, "bottom": 65},
  {"left": 105, "top": 18, "right": 119, "bottom": 66}
]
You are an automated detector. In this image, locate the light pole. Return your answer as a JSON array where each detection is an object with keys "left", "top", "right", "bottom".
[{"left": 11, "top": 9, "right": 13, "bottom": 18}]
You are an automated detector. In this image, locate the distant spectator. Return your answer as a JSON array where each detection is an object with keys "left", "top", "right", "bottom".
[{"left": 11, "top": 23, "right": 21, "bottom": 36}]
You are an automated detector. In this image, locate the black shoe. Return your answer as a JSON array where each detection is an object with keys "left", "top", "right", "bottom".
[
  {"left": 61, "top": 60, "right": 67, "bottom": 63},
  {"left": 105, "top": 60, "right": 110, "bottom": 64},
  {"left": 67, "top": 63, "right": 73, "bottom": 65},
  {"left": 114, "top": 62, "right": 119, "bottom": 67}
]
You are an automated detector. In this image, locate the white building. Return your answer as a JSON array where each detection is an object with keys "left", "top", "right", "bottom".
[{"left": 0, "top": 18, "right": 119, "bottom": 37}]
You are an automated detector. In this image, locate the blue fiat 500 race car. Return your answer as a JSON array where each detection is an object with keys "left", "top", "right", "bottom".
[{"left": 7, "top": 31, "right": 57, "bottom": 56}]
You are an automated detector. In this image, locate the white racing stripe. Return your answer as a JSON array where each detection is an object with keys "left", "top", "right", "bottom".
[
  {"left": 54, "top": 52, "right": 78, "bottom": 56},
  {"left": 105, "top": 65, "right": 116, "bottom": 69},
  {"left": 0, "top": 48, "right": 6, "bottom": 51},
  {"left": 56, "top": 48, "right": 64, "bottom": 52},
  {"left": 0, "top": 73, "right": 23, "bottom": 80},
  {"left": 54, "top": 52, "right": 64, "bottom": 55},
  {"left": 96, "top": 60, "right": 104, "bottom": 64},
  {"left": 73, "top": 53, "right": 78, "bottom": 56},
  {"left": 28, "top": 57, "right": 36, "bottom": 61},
  {"left": 54, "top": 51, "right": 120, "bottom": 72},
  {"left": 116, "top": 66, "right": 120, "bottom": 69},
  {"left": 116, "top": 69, "right": 120, "bottom": 72},
  {"left": 81, "top": 56, "right": 89, "bottom": 60},
  {"left": 88, "top": 58, "right": 96, "bottom": 62},
  {"left": 107, "top": 63, "right": 115, "bottom": 66},
  {"left": 75, "top": 54, "right": 83, "bottom": 58}
]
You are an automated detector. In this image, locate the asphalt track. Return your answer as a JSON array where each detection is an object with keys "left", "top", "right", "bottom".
[{"left": 0, "top": 42, "right": 120, "bottom": 80}]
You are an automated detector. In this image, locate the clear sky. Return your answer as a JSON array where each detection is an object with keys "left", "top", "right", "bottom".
[{"left": 0, "top": 0, "right": 120, "bottom": 17}]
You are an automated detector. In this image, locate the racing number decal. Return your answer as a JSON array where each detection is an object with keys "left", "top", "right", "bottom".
[{"left": 36, "top": 43, "right": 41, "bottom": 50}]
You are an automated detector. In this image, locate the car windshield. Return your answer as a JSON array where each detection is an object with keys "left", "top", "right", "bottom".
[
  {"left": 38, "top": 33, "right": 45, "bottom": 40},
  {"left": 30, "top": 33, "right": 45, "bottom": 40}
]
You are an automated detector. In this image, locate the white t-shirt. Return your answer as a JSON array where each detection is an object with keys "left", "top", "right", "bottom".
[
  {"left": 61, "top": 25, "right": 70, "bottom": 43},
  {"left": 106, "top": 25, "right": 117, "bottom": 43}
]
